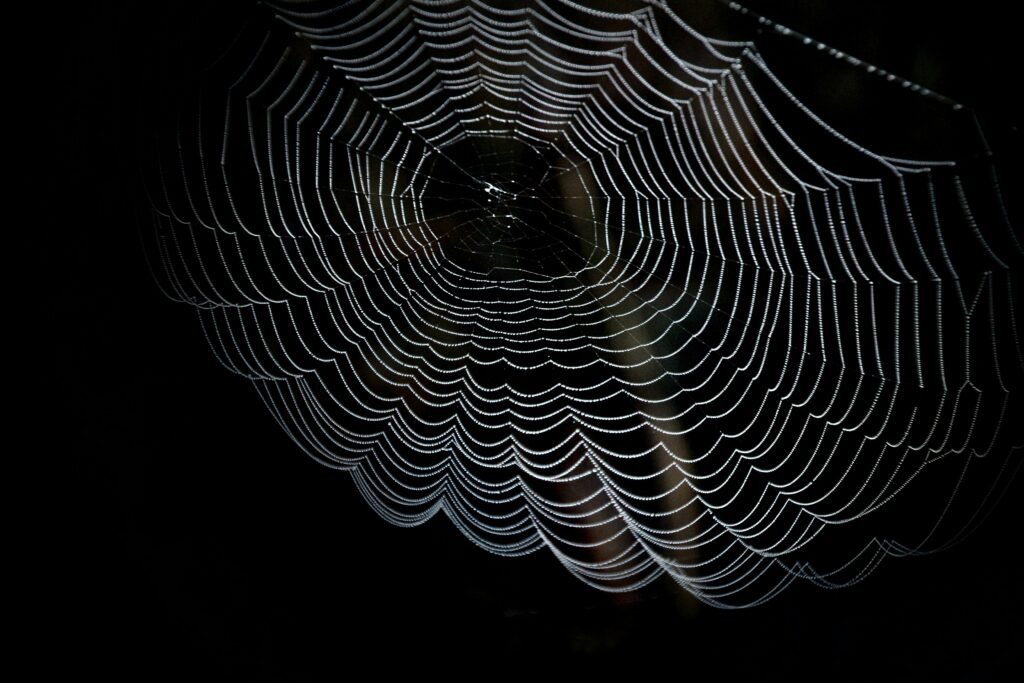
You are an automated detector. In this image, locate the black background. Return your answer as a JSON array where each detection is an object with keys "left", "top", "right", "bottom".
[{"left": 40, "top": 0, "right": 1020, "bottom": 677}]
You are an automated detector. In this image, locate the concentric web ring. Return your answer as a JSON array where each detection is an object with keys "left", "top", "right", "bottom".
[{"left": 147, "top": 0, "right": 1023, "bottom": 606}]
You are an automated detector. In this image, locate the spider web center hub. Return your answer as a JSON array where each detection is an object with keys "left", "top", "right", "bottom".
[{"left": 422, "top": 136, "right": 597, "bottom": 280}]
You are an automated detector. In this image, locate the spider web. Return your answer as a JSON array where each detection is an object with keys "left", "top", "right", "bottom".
[{"left": 146, "top": 0, "right": 1023, "bottom": 607}]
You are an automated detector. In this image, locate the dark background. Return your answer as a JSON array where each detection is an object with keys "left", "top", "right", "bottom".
[{"left": 40, "top": 0, "right": 1020, "bottom": 677}]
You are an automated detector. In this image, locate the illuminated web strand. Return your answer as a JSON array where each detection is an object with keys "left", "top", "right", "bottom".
[{"left": 150, "top": 0, "right": 1022, "bottom": 606}]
